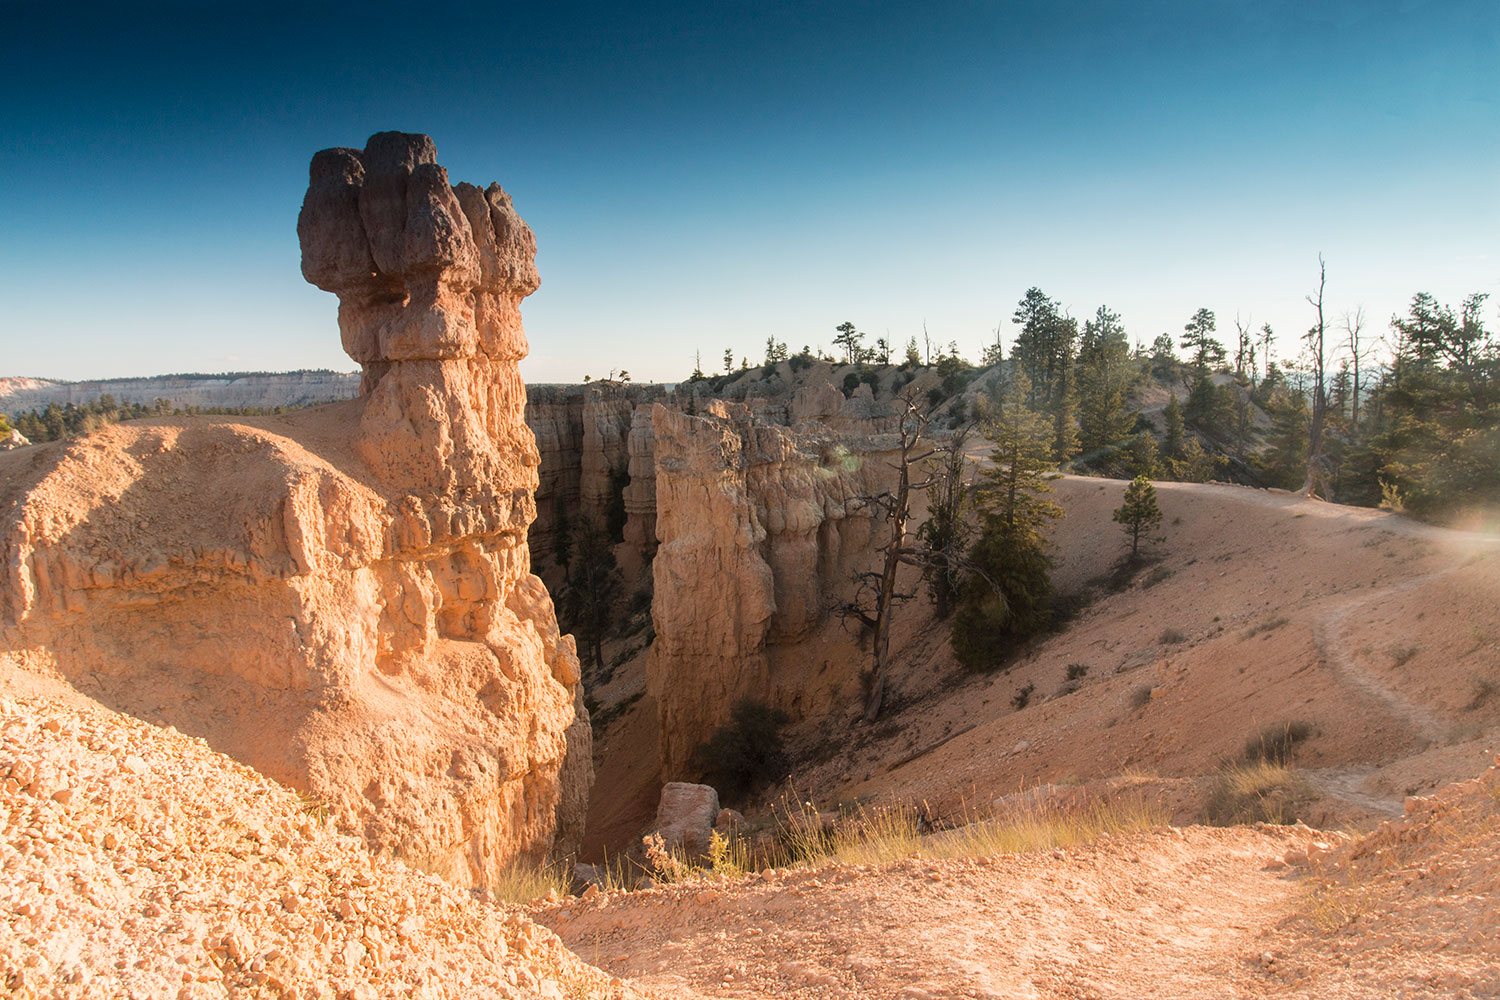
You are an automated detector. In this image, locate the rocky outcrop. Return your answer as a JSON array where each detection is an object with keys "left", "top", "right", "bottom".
[
  {"left": 649, "top": 782, "right": 720, "bottom": 857},
  {"left": 646, "top": 387, "right": 900, "bottom": 775},
  {"left": 0, "top": 132, "right": 589, "bottom": 888},
  {"left": 524, "top": 384, "right": 666, "bottom": 590},
  {"left": 0, "top": 429, "right": 27, "bottom": 451}
]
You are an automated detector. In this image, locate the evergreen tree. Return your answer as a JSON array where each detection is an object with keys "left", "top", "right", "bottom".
[
  {"left": 1181, "top": 308, "right": 1227, "bottom": 370},
  {"left": 1162, "top": 395, "right": 1185, "bottom": 460},
  {"left": 904, "top": 336, "right": 922, "bottom": 367},
  {"left": 1184, "top": 374, "right": 1234, "bottom": 439},
  {"left": 952, "top": 370, "right": 1062, "bottom": 671},
  {"left": 561, "top": 518, "right": 622, "bottom": 671},
  {"left": 833, "top": 321, "right": 863, "bottom": 365},
  {"left": 1076, "top": 305, "right": 1137, "bottom": 461},
  {"left": 1113, "top": 475, "right": 1163, "bottom": 558},
  {"left": 916, "top": 425, "right": 972, "bottom": 619}
]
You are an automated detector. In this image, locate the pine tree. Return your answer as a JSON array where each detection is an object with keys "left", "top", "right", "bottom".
[
  {"left": 1076, "top": 305, "right": 1137, "bottom": 461},
  {"left": 952, "top": 370, "right": 1062, "bottom": 671},
  {"left": 904, "top": 336, "right": 922, "bottom": 367},
  {"left": 1163, "top": 395, "right": 1185, "bottom": 460},
  {"left": 1181, "top": 308, "right": 1227, "bottom": 370},
  {"left": 1113, "top": 475, "right": 1162, "bottom": 558}
]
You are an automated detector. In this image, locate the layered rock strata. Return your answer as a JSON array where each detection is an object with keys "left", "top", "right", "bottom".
[
  {"left": 646, "top": 386, "right": 901, "bottom": 775},
  {"left": 0, "top": 132, "right": 588, "bottom": 888},
  {"left": 525, "top": 384, "right": 665, "bottom": 590}
]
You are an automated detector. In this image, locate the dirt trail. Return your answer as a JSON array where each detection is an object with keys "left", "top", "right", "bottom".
[
  {"left": 1313, "top": 569, "right": 1461, "bottom": 743},
  {"left": 538, "top": 825, "right": 1322, "bottom": 999}
]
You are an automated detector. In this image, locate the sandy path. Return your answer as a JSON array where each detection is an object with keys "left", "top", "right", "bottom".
[{"left": 538, "top": 825, "right": 1319, "bottom": 999}]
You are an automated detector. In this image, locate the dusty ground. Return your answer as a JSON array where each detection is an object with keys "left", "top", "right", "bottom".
[
  {"left": 539, "top": 766, "right": 1500, "bottom": 999},
  {"left": 566, "top": 474, "right": 1500, "bottom": 997},
  {"left": 0, "top": 680, "right": 630, "bottom": 999}
]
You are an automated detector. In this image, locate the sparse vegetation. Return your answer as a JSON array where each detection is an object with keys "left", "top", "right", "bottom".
[
  {"left": 689, "top": 699, "right": 791, "bottom": 802},
  {"left": 489, "top": 859, "right": 572, "bottom": 906},
  {"left": 1011, "top": 683, "right": 1035, "bottom": 710},
  {"left": 1390, "top": 645, "right": 1419, "bottom": 667},
  {"left": 1113, "top": 475, "right": 1163, "bottom": 557},
  {"left": 1466, "top": 677, "right": 1495, "bottom": 712},
  {"left": 1243, "top": 720, "right": 1314, "bottom": 765},
  {"left": 1158, "top": 627, "right": 1186, "bottom": 645},
  {"left": 1243, "top": 615, "right": 1289, "bottom": 639},
  {"left": 1203, "top": 760, "right": 1313, "bottom": 825},
  {"left": 1130, "top": 684, "right": 1153, "bottom": 709}
]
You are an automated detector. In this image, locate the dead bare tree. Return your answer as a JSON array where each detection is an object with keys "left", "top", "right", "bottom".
[
  {"left": 1233, "top": 312, "right": 1254, "bottom": 381},
  {"left": 835, "top": 394, "right": 998, "bottom": 722},
  {"left": 836, "top": 395, "right": 934, "bottom": 722},
  {"left": 1342, "top": 305, "right": 1373, "bottom": 428},
  {"left": 1301, "top": 254, "right": 1330, "bottom": 498}
]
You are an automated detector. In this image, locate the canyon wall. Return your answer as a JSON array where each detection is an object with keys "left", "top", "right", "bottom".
[
  {"left": 0, "top": 132, "right": 590, "bottom": 887},
  {"left": 525, "top": 384, "right": 666, "bottom": 592},
  {"left": 646, "top": 385, "right": 902, "bottom": 775}
]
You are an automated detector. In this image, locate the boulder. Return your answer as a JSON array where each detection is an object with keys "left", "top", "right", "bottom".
[{"left": 651, "top": 781, "right": 721, "bottom": 856}]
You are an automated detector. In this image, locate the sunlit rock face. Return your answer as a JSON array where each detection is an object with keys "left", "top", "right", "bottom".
[
  {"left": 646, "top": 386, "right": 902, "bottom": 776},
  {"left": 0, "top": 132, "right": 591, "bottom": 888}
]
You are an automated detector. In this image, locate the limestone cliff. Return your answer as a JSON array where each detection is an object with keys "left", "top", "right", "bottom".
[
  {"left": 525, "top": 383, "right": 665, "bottom": 591},
  {"left": 646, "top": 387, "right": 901, "bottom": 775},
  {"left": 0, "top": 132, "right": 589, "bottom": 888}
]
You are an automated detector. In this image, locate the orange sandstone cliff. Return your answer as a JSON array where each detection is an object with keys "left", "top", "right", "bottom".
[{"left": 0, "top": 132, "right": 590, "bottom": 888}]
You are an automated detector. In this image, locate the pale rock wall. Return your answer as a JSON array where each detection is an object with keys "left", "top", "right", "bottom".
[
  {"left": 646, "top": 386, "right": 900, "bottom": 776},
  {"left": 524, "top": 384, "right": 665, "bottom": 591},
  {"left": 0, "top": 373, "right": 361, "bottom": 413},
  {"left": 0, "top": 132, "right": 590, "bottom": 888}
]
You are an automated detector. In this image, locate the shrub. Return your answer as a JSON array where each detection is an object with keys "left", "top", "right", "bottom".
[
  {"left": 1158, "top": 627, "right": 1186, "bottom": 645},
  {"left": 690, "top": 699, "right": 790, "bottom": 802},
  {"left": 1011, "top": 683, "right": 1035, "bottom": 710},
  {"left": 843, "top": 372, "right": 861, "bottom": 392},
  {"left": 1065, "top": 663, "right": 1089, "bottom": 681},
  {"left": 1203, "top": 760, "right": 1313, "bottom": 825},
  {"left": 1130, "top": 684, "right": 1153, "bottom": 709},
  {"left": 1243, "top": 720, "right": 1313, "bottom": 765}
]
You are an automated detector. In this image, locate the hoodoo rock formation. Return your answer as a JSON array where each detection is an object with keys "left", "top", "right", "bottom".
[
  {"left": 0, "top": 132, "right": 590, "bottom": 889},
  {"left": 647, "top": 386, "right": 901, "bottom": 775}
]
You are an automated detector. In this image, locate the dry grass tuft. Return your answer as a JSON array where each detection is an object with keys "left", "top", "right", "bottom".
[
  {"left": 1203, "top": 760, "right": 1313, "bottom": 826},
  {"left": 489, "top": 859, "right": 572, "bottom": 906}
]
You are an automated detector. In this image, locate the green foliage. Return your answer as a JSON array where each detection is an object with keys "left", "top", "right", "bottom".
[
  {"left": 916, "top": 426, "right": 971, "bottom": 619},
  {"left": 904, "top": 336, "right": 922, "bottom": 367},
  {"left": 1150, "top": 333, "right": 1178, "bottom": 376},
  {"left": 952, "top": 370, "right": 1061, "bottom": 671},
  {"left": 1257, "top": 383, "right": 1311, "bottom": 489},
  {"left": 833, "top": 320, "right": 864, "bottom": 365},
  {"left": 1244, "top": 721, "right": 1314, "bottom": 765},
  {"left": 604, "top": 461, "right": 630, "bottom": 543},
  {"left": 561, "top": 518, "right": 622, "bottom": 671},
  {"left": 689, "top": 699, "right": 790, "bottom": 803},
  {"left": 1180, "top": 308, "right": 1227, "bottom": 370},
  {"left": 1183, "top": 375, "right": 1235, "bottom": 440},
  {"left": 10, "top": 396, "right": 307, "bottom": 443},
  {"left": 1009, "top": 287, "right": 1080, "bottom": 463},
  {"left": 1075, "top": 306, "right": 1138, "bottom": 465},
  {"left": 1112, "top": 475, "right": 1163, "bottom": 557},
  {"left": 843, "top": 372, "right": 861, "bottom": 392},
  {"left": 1162, "top": 395, "right": 1184, "bottom": 459},
  {"left": 1123, "top": 428, "right": 1161, "bottom": 479}
]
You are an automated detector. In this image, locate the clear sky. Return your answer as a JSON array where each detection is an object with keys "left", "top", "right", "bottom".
[{"left": 2, "top": 0, "right": 1496, "bottom": 384}]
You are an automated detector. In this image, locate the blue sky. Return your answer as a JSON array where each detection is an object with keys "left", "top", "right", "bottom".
[{"left": 2, "top": 0, "right": 1495, "bottom": 383}]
